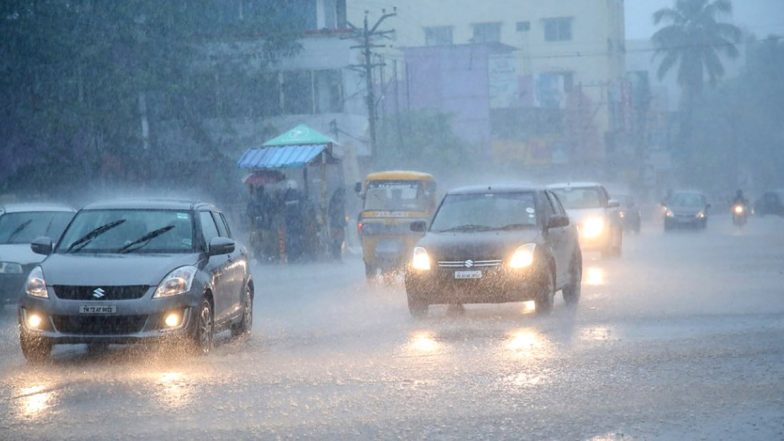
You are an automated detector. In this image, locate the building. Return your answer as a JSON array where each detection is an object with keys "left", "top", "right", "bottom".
[{"left": 348, "top": 0, "right": 626, "bottom": 172}]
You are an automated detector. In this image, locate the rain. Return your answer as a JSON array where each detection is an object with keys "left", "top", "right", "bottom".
[{"left": 1, "top": 1, "right": 784, "bottom": 440}]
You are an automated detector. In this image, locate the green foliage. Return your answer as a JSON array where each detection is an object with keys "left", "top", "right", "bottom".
[
  {"left": 679, "top": 36, "right": 784, "bottom": 190},
  {"left": 375, "top": 111, "right": 475, "bottom": 176},
  {"left": 652, "top": 0, "right": 741, "bottom": 99},
  {"left": 0, "top": 0, "right": 299, "bottom": 199}
]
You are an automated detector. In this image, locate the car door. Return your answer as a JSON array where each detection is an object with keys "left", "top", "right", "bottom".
[
  {"left": 544, "top": 191, "right": 570, "bottom": 286},
  {"left": 212, "top": 211, "right": 244, "bottom": 319},
  {"left": 198, "top": 210, "right": 230, "bottom": 323}
]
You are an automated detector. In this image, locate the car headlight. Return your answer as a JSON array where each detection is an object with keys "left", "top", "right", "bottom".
[
  {"left": 665, "top": 209, "right": 674, "bottom": 218},
  {"left": 153, "top": 266, "right": 197, "bottom": 298},
  {"left": 0, "top": 261, "right": 23, "bottom": 274},
  {"left": 582, "top": 217, "right": 606, "bottom": 239},
  {"left": 509, "top": 243, "right": 536, "bottom": 269},
  {"left": 697, "top": 211, "right": 706, "bottom": 219},
  {"left": 411, "top": 247, "right": 431, "bottom": 271},
  {"left": 25, "top": 266, "right": 48, "bottom": 298}
]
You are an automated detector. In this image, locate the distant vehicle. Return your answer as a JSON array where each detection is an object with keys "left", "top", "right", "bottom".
[
  {"left": 615, "top": 194, "right": 642, "bottom": 233},
  {"left": 732, "top": 202, "right": 748, "bottom": 228},
  {"left": 662, "top": 191, "right": 710, "bottom": 231},
  {"left": 754, "top": 190, "right": 784, "bottom": 217},
  {"left": 404, "top": 185, "right": 582, "bottom": 318},
  {"left": 548, "top": 182, "right": 623, "bottom": 257},
  {"left": 0, "top": 203, "right": 75, "bottom": 305},
  {"left": 17, "top": 199, "right": 253, "bottom": 361},
  {"left": 355, "top": 171, "right": 437, "bottom": 278}
]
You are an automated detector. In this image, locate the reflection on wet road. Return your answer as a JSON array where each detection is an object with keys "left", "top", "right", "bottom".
[{"left": 1, "top": 216, "right": 784, "bottom": 440}]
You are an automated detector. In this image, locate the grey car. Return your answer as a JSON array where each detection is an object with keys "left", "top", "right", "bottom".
[
  {"left": 405, "top": 186, "right": 582, "bottom": 317},
  {"left": 0, "top": 203, "right": 75, "bottom": 305},
  {"left": 17, "top": 199, "right": 254, "bottom": 361}
]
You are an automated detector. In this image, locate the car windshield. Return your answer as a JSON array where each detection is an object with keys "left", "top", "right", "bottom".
[
  {"left": 551, "top": 187, "right": 605, "bottom": 209},
  {"left": 56, "top": 209, "right": 195, "bottom": 253},
  {"left": 364, "top": 181, "right": 429, "bottom": 211},
  {"left": 430, "top": 192, "right": 537, "bottom": 232},
  {"left": 670, "top": 193, "right": 705, "bottom": 207},
  {"left": 0, "top": 211, "right": 73, "bottom": 244}
]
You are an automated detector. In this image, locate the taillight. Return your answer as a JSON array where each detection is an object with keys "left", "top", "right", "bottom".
[{"left": 357, "top": 222, "right": 364, "bottom": 235}]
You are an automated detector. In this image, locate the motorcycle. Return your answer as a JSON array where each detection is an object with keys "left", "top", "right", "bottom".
[{"left": 732, "top": 203, "right": 748, "bottom": 228}]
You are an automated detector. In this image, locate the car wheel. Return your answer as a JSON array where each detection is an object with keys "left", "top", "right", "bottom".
[
  {"left": 562, "top": 252, "right": 582, "bottom": 305},
  {"left": 534, "top": 266, "right": 555, "bottom": 315},
  {"left": 191, "top": 298, "right": 214, "bottom": 355},
  {"left": 407, "top": 295, "right": 428, "bottom": 319},
  {"left": 20, "top": 330, "right": 52, "bottom": 363},
  {"left": 231, "top": 285, "right": 253, "bottom": 337}
]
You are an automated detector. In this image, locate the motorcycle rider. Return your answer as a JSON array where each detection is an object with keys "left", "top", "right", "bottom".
[{"left": 732, "top": 189, "right": 749, "bottom": 210}]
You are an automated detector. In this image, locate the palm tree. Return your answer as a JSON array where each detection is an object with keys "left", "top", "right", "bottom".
[{"left": 652, "top": 0, "right": 742, "bottom": 109}]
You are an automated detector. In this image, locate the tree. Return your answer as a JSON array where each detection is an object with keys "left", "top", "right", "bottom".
[{"left": 652, "top": 0, "right": 741, "bottom": 113}]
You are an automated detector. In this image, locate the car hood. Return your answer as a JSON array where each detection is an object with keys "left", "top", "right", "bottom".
[
  {"left": 418, "top": 229, "right": 541, "bottom": 261},
  {"left": 565, "top": 208, "right": 606, "bottom": 224},
  {"left": 0, "top": 244, "right": 44, "bottom": 265},
  {"left": 40, "top": 253, "right": 201, "bottom": 286}
]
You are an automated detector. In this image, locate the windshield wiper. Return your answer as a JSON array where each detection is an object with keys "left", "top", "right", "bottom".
[
  {"left": 118, "top": 225, "right": 175, "bottom": 253},
  {"left": 496, "top": 223, "right": 533, "bottom": 231},
  {"left": 6, "top": 219, "right": 33, "bottom": 241},
  {"left": 436, "top": 224, "right": 493, "bottom": 233},
  {"left": 66, "top": 219, "right": 126, "bottom": 253}
]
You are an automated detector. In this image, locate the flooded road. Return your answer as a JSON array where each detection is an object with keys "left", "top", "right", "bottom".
[{"left": 1, "top": 216, "right": 783, "bottom": 440}]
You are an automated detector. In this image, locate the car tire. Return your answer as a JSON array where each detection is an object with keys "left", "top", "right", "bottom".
[
  {"left": 534, "top": 265, "right": 555, "bottom": 315},
  {"left": 562, "top": 252, "right": 582, "bottom": 306},
  {"left": 231, "top": 284, "right": 253, "bottom": 337},
  {"left": 20, "top": 330, "right": 52, "bottom": 363},
  {"left": 407, "top": 295, "right": 428, "bottom": 319},
  {"left": 191, "top": 298, "right": 214, "bottom": 355}
]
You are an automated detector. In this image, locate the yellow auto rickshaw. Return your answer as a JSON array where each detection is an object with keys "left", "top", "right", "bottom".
[{"left": 355, "top": 171, "right": 437, "bottom": 278}]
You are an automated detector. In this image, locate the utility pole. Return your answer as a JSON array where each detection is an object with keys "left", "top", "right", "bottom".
[{"left": 348, "top": 8, "right": 396, "bottom": 164}]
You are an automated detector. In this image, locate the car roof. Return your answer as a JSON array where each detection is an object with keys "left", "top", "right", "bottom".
[
  {"left": 0, "top": 202, "right": 75, "bottom": 214},
  {"left": 447, "top": 185, "right": 540, "bottom": 195},
  {"left": 81, "top": 199, "right": 218, "bottom": 211},
  {"left": 547, "top": 182, "right": 604, "bottom": 189},
  {"left": 365, "top": 170, "right": 435, "bottom": 181}
]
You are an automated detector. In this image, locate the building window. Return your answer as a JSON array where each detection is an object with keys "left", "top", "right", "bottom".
[
  {"left": 472, "top": 22, "right": 502, "bottom": 43},
  {"left": 543, "top": 17, "right": 572, "bottom": 42},
  {"left": 252, "top": 72, "right": 282, "bottom": 117},
  {"left": 516, "top": 21, "right": 530, "bottom": 32},
  {"left": 424, "top": 26, "right": 453, "bottom": 46},
  {"left": 282, "top": 71, "right": 314, "bottom": 114},
  {"left": 314, "top": 70, "right": 343, "bottom": 113}
]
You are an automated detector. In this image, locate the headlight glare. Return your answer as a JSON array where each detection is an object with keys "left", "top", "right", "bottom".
[
  {"left": 582, "top": 217, "right": 606, "bottom": 239},
  {"left": 153, "top": 266, "right": 197, "bottom": 298},
  {"left": 509, "top": 243, "right": 536, "bottom": 269},
  {"left": 665, "top": 209, "right": 674, "bottom": 218},
  {"left": 25, "top": 266, "right": 48, "bottom": 298},
  {"left": 411, "top": 247, "right": 431, "bottom": 271}
]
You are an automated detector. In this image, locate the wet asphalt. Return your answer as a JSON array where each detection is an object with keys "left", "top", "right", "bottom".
[{"left": 1, "top": 215, "right": 783, "bottom": 440}]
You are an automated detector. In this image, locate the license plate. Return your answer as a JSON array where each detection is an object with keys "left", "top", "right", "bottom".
[
  {"left": 454, "top": 270, "right": 482, "bottom": 279},
  {"left": 376, "top": 240, "right": 402, "bottom": 254},
  {"left": 79, "top": 305, "right": 117, "bottom": 314}
]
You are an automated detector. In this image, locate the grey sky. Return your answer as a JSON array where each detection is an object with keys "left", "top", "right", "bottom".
[{"left": 625, "top": 0, "right": 784, "bottom": 40}]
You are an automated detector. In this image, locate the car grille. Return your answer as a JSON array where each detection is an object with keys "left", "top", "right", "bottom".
[
  {"left": 438, "top": 259, "right": 503, "bottom": 268},
  {"left": 51, "top": 315, "right": 147, "bottom": 335},
  {"left": 53, "top": 285, "right": 149, "bottom": 301}
]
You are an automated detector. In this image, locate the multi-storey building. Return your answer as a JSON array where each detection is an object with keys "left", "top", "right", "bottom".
[{"left": 348, "top": 0, "right": 626, "bottom": 171}]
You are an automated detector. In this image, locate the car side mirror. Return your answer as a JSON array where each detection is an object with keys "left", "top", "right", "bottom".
[
  {"left": 547, "top": 215, "right": 569, "bottom": 229},
  {"left": 607, "top": 199, "right": 620, "bottom": 209},
  {"left": 354, "top": 182, "right": 362, "bottom": 195},
  {"left": 31, "top": 236, "right": 54, "bottom": 255},
  {"left": 208, "top": 237, "right": 235, "bottom": 256},
  {"left": 410, "top": 221, "right": 427, "bottom": 233}
]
